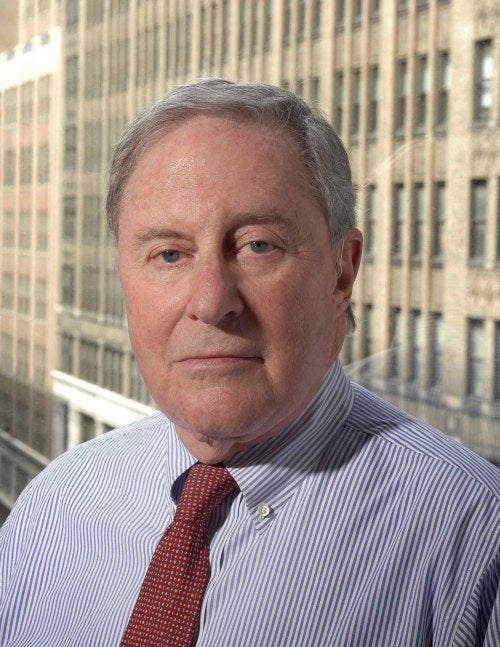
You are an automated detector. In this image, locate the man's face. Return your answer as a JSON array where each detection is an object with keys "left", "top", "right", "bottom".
[{"left": 118, "top": 115, "right": 360, "bottom": 462}]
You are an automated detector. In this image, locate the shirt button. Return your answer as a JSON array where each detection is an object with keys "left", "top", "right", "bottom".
[{"left": 257, "top": 503, "right": 272, "bottom": 519}]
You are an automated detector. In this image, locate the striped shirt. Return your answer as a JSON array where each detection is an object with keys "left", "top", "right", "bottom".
[{"left": 1, "top": 360, "right": 499, "bottom": 646}]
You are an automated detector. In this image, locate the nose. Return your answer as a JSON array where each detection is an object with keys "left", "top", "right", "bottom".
[{"left": 186, "top": 255, "right": 244, "bottom": 325}]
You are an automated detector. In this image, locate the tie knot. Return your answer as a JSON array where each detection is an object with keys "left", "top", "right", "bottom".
[{"left": 175, "top": 463, "right": 236, "bottom": 524}]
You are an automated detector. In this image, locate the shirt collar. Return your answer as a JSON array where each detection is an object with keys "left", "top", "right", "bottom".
[{"left": 164, "top": 359, "right": 353, "bottom": 529}]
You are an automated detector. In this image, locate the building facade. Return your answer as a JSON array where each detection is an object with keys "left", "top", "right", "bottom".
[{"left": 1, "top": 0, "right": 499, "bottom": 514}]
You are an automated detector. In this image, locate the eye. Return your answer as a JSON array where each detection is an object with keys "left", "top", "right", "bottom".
[
  {"left": 247, "top": 240, "right": 275, "bottom": 254},
  {"left": 158, "top": 249, "right": 181, "bottom": 263}
]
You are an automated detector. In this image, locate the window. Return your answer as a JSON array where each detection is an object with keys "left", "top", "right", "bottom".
[
  {"left": 395, "top": 59, "right": 407, "bottom": 133},
  {"left": 264, "top": 1, "right": 272, "bottom": 51},
  {"left": 210, "top": 3, "right": 218, "bottom": 66},
  {"left": 370, "top": 0, "right": 380, "bottom": 18},
  {"left": 415, "top": 55, "right": 428, "bottom": 130},
  {"left": 282, "top": 0, "right": 291, "bottom": 46},
  {"left": 350, "top": 69, "right": 361, "bottom": 137},
  {"left": 429, "top": 313, "right": 443, "bottom": 387},
  {"left": 364, "top": 184, "right": 376, "bottom": 257},
  {"left": 436, "top": 51, "right": 449, "bottom": 128},
  {"left": 411, "top": 183, "right": 425, "bottom": 259},
  {"left": 312, "top": 0, "right": 321, "bottom": 38},
  {"left": 2, "top": 212, "right": 15, "bottom": 248},
  {"left": 362, "top": 303, "right": 374, "bottom": 359},
  {"left": 20, "top": 82, "right": 34, "bottom": 123},
  {"left": 392, "top": 183, "right": 405, "bottom": 258},
  {"left": 467, "top": 319, "right": 485, "bottom": 397},
  {"left": 0, "top": 334, "right": 13, "bottom": 375},
  {"left": 63, "top": 196, "right": 77, "bottom": 241},
  {"left": 20, "top": 147, "right": 33, "bottom": 184},
  {"left": 368, "top": 65, "right": 379, "bottom": 134},
  {"left": 82, "top": 195, "right": 101, "bottom": 243},
  {"left": 38, "top": 143, "right": 50, "bottom": 183},
  {"left": 432, "top": 182, "right": 445, "bottom": 260},
  {"left": 17, "top": 275, "right": 31, "bottom": 315},
  {"left": 34, "top": 346, "right": 46, "bottom": 386},
  {"left": 79, "top": 340, "right": 98, "bottom": 383},
  {"left": 389, "top": 306, "right": 401, "bottom": 378},
  {"left": 61, "top": 265, "right": 75, "bottom": 305},
  {"left": 19, "top": 212, "right": 32, "bottom": 250},
  {"left": 3, "top": 150, "right": 15, "bottom": 185},
  {"left": 38, "top": 76, "right": 51, "bottom": 116},
  {"left": 64, "top": 125, "right": 77, "bottom": 171},
  {"left": 199, "top": 6, "right": 206, "bottom": 69},
  {"left": 103, "top": 347, "right": 123, "bottom": 393},
  {"left": 335, "top": 0, "right": 345, "bottom": 26},
  {"left": 37, "top": 211, "right": 48, "bottom": 251},
  {"left": 409, "top": 309, "right": 423, "bottom": 383},
  {"left": 353, "top": 0, "right": 362, "bottom": 23},
  {"left": 83, "top": 122, "right": 102, "bottom": 172},
  {"left": 65, "top": 56, "right": 79, "bottom": 98},
  {"left": 239, "top": 0, "right": 246, "bottom": 55},
  {"left": 1, "top": 273, "right": 14, "bottom": 310},
  {"left": 110, "top": 39, "right": 128, "bottom": 93},
  {"left": 80, "top": 414, "right": 96, "bottom": 442},
  {"left": 130, "top": 357, "right": 150, "bottom": 404},
  {"left": 474, "top": 40, "right": 493, "bottom": 123},
  {"left": 81, "top": 265, "right": 99, "bottom": 312},
  {"left": 85, "top": 47, "right": 104, "bottom": 98},
  {"left": 17, "top": 339, "right": 30, "bottom": 381},
  {"left": 185, "top": 12, "right": 192, "bottom": 72},
  {"left": 66, "top": 0, "right": 79, "bottom": 27},
  {"left": 4, "top": 88, "right": 17, "bottom": 125},
  {"left": 311, "top": 77, "right": 320, "bottom": 108},
  {"left": 35, "top": 279, "right": 47, "bottom": 319},
  {"left": 251, "top": 0, "right": 259, "bottom": 53},
  {"left": 86, "top": 0, "right": 104, "bottom": 25},
  {"left": 105, "top": 268, "right": 124, "bottom": 319},
  {"left": 469, "top": 179, "right": 487, "bottom": 261},
  {"left": 334, "top": 71, "right": 344, "bottom": 133},
  {"left": 297, "top": 0, "right": 306, "bottom": 43},
  {"left": 222, "top": 0, "right": 230, "bottom": 60},
  {"left": 59, "top": 334, "right": 74, "bottom": 374}
]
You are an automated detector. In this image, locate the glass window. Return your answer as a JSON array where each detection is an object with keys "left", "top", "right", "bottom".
[
  {"left": 335, "top": 0, "right": 345, "bottom": 26},
  {"left": 429, "top": 313, "right": 443, "bottom": 387},
  {"left": 238, "top": 0, "right": 246, "bottom": 55},
  {"left": 436, "top": 51, "right": 450, "bottom": 128},
  {"left": 64, "top": 125, "right": 77, "bottom": 171},
  {"left": 63, "top": 196, "right": 77, "bottom": 240},
  {"left": 334, "top": 71, "right": 344, "bottom": 133},
  {"left": 20, "top": 147, "right": 33, "bottom": 185},
  {"left": 432, "top": 182, "right": 445, "bottom": 260},
  {"left": 350, "top": 68, "right": 361, "bottom": 137},
  {"left": 312, "top": 0, "right": 322, "bottom": 38},
  {"left": 494, "top": 322, "right": 500, "bottom": 402},
  {"left": 395, "top": 59, "right": 407, "bottom": 133},
  {"left": 79, "top": 339, "right": 99, "bottom": 383},
  {"left": 392, "top": 183, "right": 405, "bottom": 258},
  {"left": 474, "top": 40, "right": 493, "bottom": 123},
  {"left": 412, "top": 183, "right": 425, "bottom": 259},
  {"left": 103, "top": 347, "right": 123, "bottom": 393},
  {"left": 297, "top": 0, "right": 306, "bottom": 43},
  {"left": 467, "top": 319, "right": 485, "bottom": 397},
  {"left": 61, "top": 265, "right": 75, "bottom": 305},
  {"left": 364, "top": 184, "right": 376, "bottom": 257},
  {"left": 415, "top": 55, "right": 428, "bottom": 130},
  {"left": 409, "top": 309, "right": 423, "bottom": 383},
  {"left": 65, "top": 56, "right": 79, "bottom": 99},
  {"left": 469, "top": 179, "right": 487, "bottom": 261},
  {"left": 368, "top": 65, "right": 379, "bottom": 134},
  {"left": 389, "top": 306, "right": 401, "bottom": 378}
]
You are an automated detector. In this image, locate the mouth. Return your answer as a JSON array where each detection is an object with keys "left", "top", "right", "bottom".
[{"left": 177, "top": 354, "right": 262, "bottom": 369}]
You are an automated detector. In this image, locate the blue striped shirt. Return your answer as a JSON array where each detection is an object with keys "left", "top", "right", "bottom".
[{"left": 1, "top": 360, "right": 499, "bottom": 646}]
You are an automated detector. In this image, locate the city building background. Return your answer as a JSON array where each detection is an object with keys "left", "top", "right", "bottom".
[{"left": 1, "top": 0, "right": 499, "bottom": 521}]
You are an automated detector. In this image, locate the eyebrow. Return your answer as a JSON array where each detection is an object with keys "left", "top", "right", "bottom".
[{"left": 132, "top": 209, "right": 303, "bottom": 245}]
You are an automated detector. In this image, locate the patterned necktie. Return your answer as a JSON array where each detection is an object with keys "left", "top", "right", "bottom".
[{"left": 120, "top": 463, "right": 237, "bottom": 647}]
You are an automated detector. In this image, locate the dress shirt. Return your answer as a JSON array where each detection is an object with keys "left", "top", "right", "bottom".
[{"left": 0, "top": 360, "right": 499, "bottom": 646}]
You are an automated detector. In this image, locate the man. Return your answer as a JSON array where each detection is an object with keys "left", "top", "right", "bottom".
[{"left": 0, "top": 79, "right": 498, "bottom": 646}]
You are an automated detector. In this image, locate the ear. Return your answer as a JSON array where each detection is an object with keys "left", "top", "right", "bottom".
[{"left": 332, "top": 228, "right": 363, "bottom": 310}]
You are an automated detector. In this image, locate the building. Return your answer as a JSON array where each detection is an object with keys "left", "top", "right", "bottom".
[
  {"left": 0, "top": 0, "right": 63, "bottom": 512},
  {"left": 1, "top": 0, "right": 499, "bottom": 516}
]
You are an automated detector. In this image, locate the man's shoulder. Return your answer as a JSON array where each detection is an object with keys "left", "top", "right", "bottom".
[{"left": 346, "top": 382, "right": 500, "bottom": 500}]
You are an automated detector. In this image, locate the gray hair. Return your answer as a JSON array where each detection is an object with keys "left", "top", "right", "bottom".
[{"left": 106, "top": 78, "right": 357, "bottom": 329}]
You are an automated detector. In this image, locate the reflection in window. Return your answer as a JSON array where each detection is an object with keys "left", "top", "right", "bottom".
[
  {"left": 469, "top": 179, "right": 487, "bottom": 261},
  {"left": 474, "top": 40, "right": 493, "bottom": 124},
  {"left": 467, "top": 319, "right": 485, "bottom": 398}
]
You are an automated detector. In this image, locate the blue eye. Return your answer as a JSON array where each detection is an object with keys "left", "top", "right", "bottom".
[
  {"left": 160, "top": 250, "right": 180, "bottom": 263},
  {"left": 249, "top": 240, "right": 273, "bottom": 253}
]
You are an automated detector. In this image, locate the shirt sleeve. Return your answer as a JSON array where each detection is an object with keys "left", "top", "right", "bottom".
[{"left": 454, "top": 551, "right": 500, "bottom": 646}]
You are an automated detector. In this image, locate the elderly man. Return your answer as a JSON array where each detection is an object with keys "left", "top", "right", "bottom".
[{"left": 1, "top": 80, "right": 499, "bottom": 646}]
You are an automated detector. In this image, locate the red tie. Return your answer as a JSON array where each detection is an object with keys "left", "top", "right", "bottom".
[{"left": 120, "top": 463, "right": 237, "bottom": 647}]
